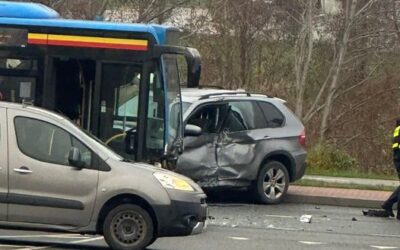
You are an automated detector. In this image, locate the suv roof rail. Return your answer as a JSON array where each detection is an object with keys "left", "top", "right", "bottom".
[
  {"left": 199, "top": 91, "right": 251, "bottom": 100},
  {"left": 198, "top": 85, "right": 224, "bottom": 89}
]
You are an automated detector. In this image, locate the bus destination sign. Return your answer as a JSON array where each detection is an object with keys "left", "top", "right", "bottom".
[{"left": 0, "top": 28, "right": 27, "bottom": 47}]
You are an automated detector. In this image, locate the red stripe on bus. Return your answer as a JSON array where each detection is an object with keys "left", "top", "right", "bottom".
[
  {"left": 28, "top": 39, "right": 48, "bottom": 45},
  {"left": 47, "top": 40, "right": 148, "bottom": 51}
]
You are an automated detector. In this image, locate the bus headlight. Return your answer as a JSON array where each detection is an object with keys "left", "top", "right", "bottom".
[{"left": 153, "top": 172, "right": 194, "bottom": 192}]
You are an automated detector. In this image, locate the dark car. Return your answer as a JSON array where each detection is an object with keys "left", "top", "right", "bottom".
[{"left": 175, "top": 88, "right": 307, "bottom": 204}]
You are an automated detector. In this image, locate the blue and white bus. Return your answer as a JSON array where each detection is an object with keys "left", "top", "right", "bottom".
[{"left": 0, "top": 1, "right": 201, "bottom": 163}]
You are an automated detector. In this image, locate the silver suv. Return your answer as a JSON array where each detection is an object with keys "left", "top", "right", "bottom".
[
  {"left": 175, "top": 88, "right": 307, "bottom": 204},
  {"left": 0, "top": 101, "right": 207, "bottom": 250}
]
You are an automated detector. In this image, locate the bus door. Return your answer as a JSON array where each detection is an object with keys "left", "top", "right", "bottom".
[
  {"left": 50, "top": 57, "right": 96, "bottom": 130},
  {"left": 0, "top": 56, "right": 41, "bottom": 104},
  {"left": 94, "top": 61, "right": 165, "bottom": 161}
]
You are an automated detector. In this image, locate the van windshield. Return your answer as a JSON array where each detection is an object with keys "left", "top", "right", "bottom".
[{"left": 66, "top": 119, "right": 123, "bottom": 161}]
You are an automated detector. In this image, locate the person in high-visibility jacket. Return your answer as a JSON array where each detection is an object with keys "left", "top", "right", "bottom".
[
  {"left": 363, "top": 120, "right": 400, "bottom": 219},
  {"left": 381, "top": 120, "right": 400, "bottom": 218}
]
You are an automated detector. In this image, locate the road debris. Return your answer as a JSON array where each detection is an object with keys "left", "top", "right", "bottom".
[{"left": 300, "top": 215, "right": 313, "bottom": 223}]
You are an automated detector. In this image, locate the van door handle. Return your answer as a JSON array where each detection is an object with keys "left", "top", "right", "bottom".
[{"left": 14, "top": 167, "right": 32, "bottom": 174}]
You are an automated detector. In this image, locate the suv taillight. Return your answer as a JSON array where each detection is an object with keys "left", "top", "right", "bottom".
[{"left": 299, "top": 130, "right": 306, "bottom": 147}]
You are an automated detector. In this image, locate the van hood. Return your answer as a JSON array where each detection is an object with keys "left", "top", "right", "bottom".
[{"left": 106, "top": 158, "right": 197, "bottom": 183}]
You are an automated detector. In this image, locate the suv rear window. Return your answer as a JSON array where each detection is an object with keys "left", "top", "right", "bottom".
[
  {"left": 222, "top": 101, "right": 265, "bottom": 132},
  {"left": 258, "top": 101, "right": 285, "bottom": 128}
]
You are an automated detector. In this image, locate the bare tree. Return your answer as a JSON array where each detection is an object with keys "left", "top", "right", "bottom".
[{"left": 294, "top": 0, "right": 314, "bottom": 118}]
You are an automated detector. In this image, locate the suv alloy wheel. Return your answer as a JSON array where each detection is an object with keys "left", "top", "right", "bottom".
[{"left": 254, "top": 161, "right": 289, "bottom": 204}]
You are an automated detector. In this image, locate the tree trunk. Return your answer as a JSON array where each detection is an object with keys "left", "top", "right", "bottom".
[
  {"left": 295, "top": 0, "right": 314, "bottom": 119},
  {"left": 319, "top": 0, "right": 358, "bottom": 142}
]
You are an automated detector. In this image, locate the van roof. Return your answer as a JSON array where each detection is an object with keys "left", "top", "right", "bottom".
[{"left": 0, "top": 101, "right": 66, "bottom": 121}]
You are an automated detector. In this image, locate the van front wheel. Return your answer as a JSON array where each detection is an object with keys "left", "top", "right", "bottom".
[{"left": 103, "top": 204, "right": 154, "bottom": 250}]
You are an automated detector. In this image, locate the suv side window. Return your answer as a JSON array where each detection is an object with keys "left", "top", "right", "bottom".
[
  {"left": 14, "top": 117, "right": 92, "bottom": 167},
  {"left": 222, "top": 101, "right": 265, "bottom": 132},
  {"left": 258, "top": 101, "right": 285, "bottom": 128},
  {"left": 187, "top": 104, "right": 224, "bottom": 134}
]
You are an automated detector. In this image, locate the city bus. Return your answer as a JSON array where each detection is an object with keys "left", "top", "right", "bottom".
[{"left": 0, "top": 1, "right": 201, "bottom": 163}]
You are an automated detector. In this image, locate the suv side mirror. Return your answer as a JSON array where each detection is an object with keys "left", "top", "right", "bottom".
[
  {"left": 125, "top": 129, "right": 137, "bottom": 154},
  {"left": 184, "top": 124, "right": 202, "bottom": 137},
  {"left": 68, "top": 147, "right": 84, "bottom": 168}
]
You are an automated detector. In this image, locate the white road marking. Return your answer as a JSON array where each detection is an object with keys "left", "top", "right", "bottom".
[
  {"left": 70, "top": 236, "right": 104, "bottom": 244},
  {"left": 0, "top": 245, "right": 31, "bottom": 248},
  {"left": 228, "top": 236, "right": 249, "bottom": 241},
  {"left": 13, "top": 235, "right": 103, "bottom": 250},
  {"left": 370, "top": 246, "right": 399, "bottom": 249},
  {"left": 264, "top": 214, "right": 332, "bottom": 223},
  {"left": 369, "top": 234, "right": 400, "bottom": 238},
  {"left": 266, "top": 224, "right": 303, "bottom": 231},
  {"left": 299, "top": 241, "right": 325, "bottom": 245},
  {"left": 17, "top": 246, "right": 49, "bottom": 250},
  {"left": 264, "top": 214, "right": 295, "bottom": 219},
  {"left": 0, "top": 234, "right": 87, "bottom": 239}
]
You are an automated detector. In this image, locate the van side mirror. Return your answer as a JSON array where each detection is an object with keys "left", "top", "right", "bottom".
[
  {"left": 68, "top": 147, "right": 84, "bottom": 168},
  {"left": 184, "top": 124, "right": 202, "bottom": 137},
  {"left": 125, "top": 129, "right": 137, "bottom": 154}
]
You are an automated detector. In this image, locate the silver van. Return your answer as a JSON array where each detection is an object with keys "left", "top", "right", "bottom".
[{"left": 0, "top": 101, "right": 207, "bottom": 250}]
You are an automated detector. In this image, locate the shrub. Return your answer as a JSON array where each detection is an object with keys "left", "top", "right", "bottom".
[{"left": 306, "top": 143, "right": 360, "bottom": 172}]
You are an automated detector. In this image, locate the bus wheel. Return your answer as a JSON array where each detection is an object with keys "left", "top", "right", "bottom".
[{"left": 103, "top": 204, "right": 154, "bottom": 250}]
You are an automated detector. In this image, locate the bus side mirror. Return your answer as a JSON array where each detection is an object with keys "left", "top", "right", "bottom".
[
  {"left": 125, "top": 130, "right": 137, "bottom": 154},
  {"left": 154, "top": 45, "right": 202, "bottom": 88},
  {"left": 185, "top": 48, "right": 201, "bottom": 88}
]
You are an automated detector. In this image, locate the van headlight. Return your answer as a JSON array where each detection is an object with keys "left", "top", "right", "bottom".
[{"left": 153, "top": 172, "right": 194, "bottom": 192}]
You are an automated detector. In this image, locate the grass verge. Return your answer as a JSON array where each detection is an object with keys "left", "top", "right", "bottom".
[{"left": 295, "top": 179, "right": 396, "bottom": 191}]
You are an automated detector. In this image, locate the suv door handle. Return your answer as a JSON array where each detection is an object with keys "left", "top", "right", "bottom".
[{"left": 14, "top": 167, "right": 33, "bottom": 174}]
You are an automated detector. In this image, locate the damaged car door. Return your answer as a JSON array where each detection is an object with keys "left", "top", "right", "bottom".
[
  {"left": 176, "top": 103, "right": 224, "bottom": 186},
  {"left": 215, "top": 101, "right": 266, "bottom": 185}
]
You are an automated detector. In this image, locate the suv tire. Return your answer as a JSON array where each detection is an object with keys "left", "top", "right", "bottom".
[
  {"left": 254, "top": 161, "right": 289, "bottom": 204},
  {"left": 103, "top": 204, "right": 154, "bottom": 250}
]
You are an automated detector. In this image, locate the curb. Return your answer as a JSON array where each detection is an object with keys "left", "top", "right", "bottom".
[
  {"left": 285, "top": 193, "right": 384, "bottom": 208},
  {"left": 302, "top": 175, "right": 399, "bottom": 189},
  {"left": 285, "top": 186, "right": 391, "bottom": 209}
]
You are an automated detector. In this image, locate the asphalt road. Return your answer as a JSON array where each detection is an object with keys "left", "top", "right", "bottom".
[{"left": 0, "top": 203, "right": 399, "bottom": 250}]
